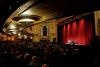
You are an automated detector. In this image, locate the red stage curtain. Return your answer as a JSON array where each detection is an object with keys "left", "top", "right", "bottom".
[
  {"left": 72, "top": 21, "right": 77, "bottom": 43},
  {"left": 62, "top": 18, "right": 94, "bottom": 46},
  {"left": 77, "top": 18, "right": 86, "bottom": 45},
  {"left": 77, "top": 18, "right": 93, "bottom": 46},
  {"left": 62, "top": 25, "right": 67, "bottom": 43},
  {"left": 67, "top": 23, "right": 72, "bottom": 42},
  {"left": 85, "top": 20, "right": 93, "bottom": 45}
]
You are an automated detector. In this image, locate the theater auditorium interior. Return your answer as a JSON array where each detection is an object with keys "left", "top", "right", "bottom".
[{"left": 0, "top": 0, "right": 100, "bottom": 67}]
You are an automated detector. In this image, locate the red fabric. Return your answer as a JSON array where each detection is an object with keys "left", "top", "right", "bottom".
[
  {"left": 62, "top": 25, "right": 67, "bottom": 43},
  {"left": 72, "top": 21, "right": 77, "bottom": 43},
  {"left": 77, "top": 18, "right": 86, "bottom": 45},
  {"left": 62, "top": 18, "right": 93, "bottom": 46},
  {"left": 67, "top": 23, "right": 72, "bottom": 41}
]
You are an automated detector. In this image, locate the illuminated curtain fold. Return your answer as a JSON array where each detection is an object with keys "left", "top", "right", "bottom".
[
  {"left": 77, "top": 18, "right": 86, "bottom": 45},
  {"left": 72, "top": 21, "right": 77, "bottom": 43},
  {"left": 77, "top": 18, "right": 93, "bottom": 45},
  {"left": 67, "top": 23, "right": 72, "bottom": 42}
]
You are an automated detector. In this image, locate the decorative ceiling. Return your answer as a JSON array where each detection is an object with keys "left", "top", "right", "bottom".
[{"left": 0, "top": 0, "right": 100, "bottom": 36}]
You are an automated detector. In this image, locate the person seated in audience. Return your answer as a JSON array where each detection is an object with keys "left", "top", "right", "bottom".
[
  {"left": 41, "top": 64, "right": 49, "bottom": 67},
  {"left": 28, "top": 56, "right": 41, "bottom": 67},
  {"left": 23, "top": 52, "right": 31, "bottom": 65}
]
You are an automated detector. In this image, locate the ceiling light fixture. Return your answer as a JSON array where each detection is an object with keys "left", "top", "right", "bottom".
[
  {"left": 12, "top": 15, "right": 42, "bottom": 21},
  {"left": 9, "top": 24, "right": 16, "bottom": 29},
  {"left": 19, "top": 18, "right": 34, "bottom": 22}
]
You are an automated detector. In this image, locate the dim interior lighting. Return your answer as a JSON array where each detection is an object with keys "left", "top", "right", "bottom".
[
  {"left": 18, "top": 36, "right": 22, "bottom": 39},
  {"left": 18, "top": 32, "right": 23, "bottom": 39},
  {"left": 22, "top": 10, "right": 32, "bottom": 15},
  {"left": 9, "top": 24, "right": 16, "bottom": 29},
  {"left": 19, "top": 19, "right": 34, "bottom": 22},
  {"left": 24, "top": 35, "right": 27, "bottom": 39},
  {"left": 8, "top": 29, "right": 18, "bottom": 35},
  {"left": 30, "top": 36, "right": 33, "bottom": 39},
  {"left": 67, "top": 40, "right": 75, "bottom": 45},
  {"left": 19, "top": 27, "right": 23, "bottom": 31},
  {"left": 11, "top": 31, "right": 17, "bottom": 35},
  {"left": 12, "top": 15, "right": 42, "bottom": 21},
  {"left": 68, "top": 40, "right": 71, "bottom": 43},
  {"left": 18, "top": 32, "right": 21, "bottom": 37}
]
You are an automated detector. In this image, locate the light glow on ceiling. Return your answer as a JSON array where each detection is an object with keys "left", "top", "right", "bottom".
[
  {"left": 11, "top": 31, "right": 17, "bottom": 35},
  {"left": 24, "top": 35, "right": 27, "bottom": 39},
  {"left": 8, "top": 30, "right": 18, "bottom": 35},
  {"left": 9, "top": 24, "right": 17, "bottom": 29},
  {"left": 22, "top": 10, "right": 32, "bottom": 15},
  {"left": 19, "top": 19, "right": 35, "bottom": 22}
]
